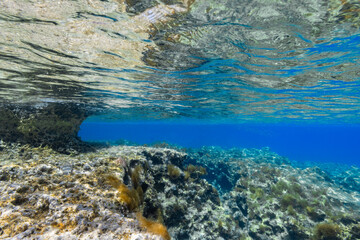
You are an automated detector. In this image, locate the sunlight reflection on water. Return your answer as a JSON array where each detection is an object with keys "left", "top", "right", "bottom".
[{"left": 0, "top": 0, "right": 360, "bottom": 122}]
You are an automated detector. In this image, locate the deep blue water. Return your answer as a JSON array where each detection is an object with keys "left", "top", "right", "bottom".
[{"left": 79, "top": 121, "right": 360, "bottom": 167}]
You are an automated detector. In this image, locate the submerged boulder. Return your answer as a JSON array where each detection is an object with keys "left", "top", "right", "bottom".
[{"left": 0, "top": 103, "right": 88, "bottom": 153}]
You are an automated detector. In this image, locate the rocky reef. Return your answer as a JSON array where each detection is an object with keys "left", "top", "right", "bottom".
[
  {"left": 186, "top": 146, "right": 360, "bottom": 239},
  {"left": 0, "top": 142, "right": 359, "bottom": 240},
  {"left": 0, "top": 103, "right": 89, "bottom": 153}
]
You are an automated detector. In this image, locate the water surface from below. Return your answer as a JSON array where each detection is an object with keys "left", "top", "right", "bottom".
[{"left": 1, "top": 0, "right": 360, "bottom": 123}]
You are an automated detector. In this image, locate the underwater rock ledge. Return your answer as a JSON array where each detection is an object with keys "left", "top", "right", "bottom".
[
  {"left": 0, "top": 102, "right": 90, "bottom": 153},
  {"left": 0, "top": 144, "right": 359, "bottom": 240}
]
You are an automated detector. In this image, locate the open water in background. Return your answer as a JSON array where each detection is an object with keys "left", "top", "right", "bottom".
[
  {"left": 79, "top": 121, "right": 360, "bottom": 167},
  {"left": 1, "top": 0, "right": 360, "bottom": 167}
]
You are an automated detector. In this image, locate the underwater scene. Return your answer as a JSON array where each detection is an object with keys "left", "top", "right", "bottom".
[{"left": 0, "top": 0, "right": 360, "bottom": 239}]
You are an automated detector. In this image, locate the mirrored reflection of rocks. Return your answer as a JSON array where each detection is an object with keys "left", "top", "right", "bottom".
[
  {"left": 0, "top": 0, "right": 194, "bottom": 105},
  {"left": 1, "top": 0, "right": 360, "bottom": 149}
]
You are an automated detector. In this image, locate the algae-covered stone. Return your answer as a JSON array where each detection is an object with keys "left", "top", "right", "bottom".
[
  {"left": 1, "top": 144, "right": 360, "bottom": 239},
  {"left": 0, "top": 103, "right": 88, "bottom": 153}
]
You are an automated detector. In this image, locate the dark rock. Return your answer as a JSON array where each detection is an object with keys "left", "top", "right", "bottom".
[
  {"left": 266, "top": 212, "right": 276, "bottom": 220},
  {"left": 165, "top": 203, "right": 187, "bottom": 227},
  {"left": 142, "top": 149, "right": 186, "bottom": 166},
  {"left": 287, "top": 223, "right": 309, "bottom": 240},
  {"left": 0, "top": 103, "right": 89, "bottom": 153},
  {"left": 311, "top": 167, "right": 333, "bottom": 183},
  {"left": 340, "top": 215, "right": 357, "bottom": 225},
  {"left": 234, "top": 192, "right": 247, "bottom": 216},
  {"left": 351, "top": 225, "right": 360, "bottom": 239},
  {"left": 0, "top": 170, "right": 10, "bottom": 181},
  {"left": 11, "top": 194, "right": 28, "bottom": 206},
  {"left": 204, "top": 184, "right": 221, "bottom": 205},
  {"left": 16, "top": 185, "right": 30, "bottom": 193},
  {"left": 341, "top": 176, "right": 360, "bottom": 192},
  {"left": 248, "top": 230, "right": 263, "bottom": 240},
  {"left": 307, "top": 208, "right": 326, "bottom": 222}
]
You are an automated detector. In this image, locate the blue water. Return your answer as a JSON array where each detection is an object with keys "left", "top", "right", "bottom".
[
  {"left": 2, "top": 2, "right": 360, "bottom": 239},
  {"left": 79, "top": 29, "right": 360, "bottom": 168},
  {"left": 79, "top": 120, "right": 360, "bottom": 167},
  {"left": 78, "top": 30, "right": 360, "bottom": 168},
  {"left": 1, "top": 0, "right": 360, "bottom": 169}
]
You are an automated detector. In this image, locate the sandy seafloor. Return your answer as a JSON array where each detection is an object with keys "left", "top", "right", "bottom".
[{"left": 0, "top": 141, "right": 359, "bottom": 240}]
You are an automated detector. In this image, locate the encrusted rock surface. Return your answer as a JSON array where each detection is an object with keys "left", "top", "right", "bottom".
[
  {"left": 0, "top": 143, "right": 359, "bottom": 240},
  {"left": 0, "top": 103, "right": 89, "bottom": 153},
  {"left": 186, "top": 146, "right": 360, "bottom": 240},
  {"left": 0, "top": 143, "right": 225, "bottom": 239}
]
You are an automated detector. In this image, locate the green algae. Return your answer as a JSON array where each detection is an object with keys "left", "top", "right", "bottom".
[
  {"left": 167, "top": 164, "right": 182, "bottom": 180},
  {"left": 313, "top": 223, "right": 342, "bottom": 240}
]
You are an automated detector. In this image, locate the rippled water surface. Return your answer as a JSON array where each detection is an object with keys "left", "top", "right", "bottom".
[{"left": 1, "top": 0, "right": 360, "bottom": 122}]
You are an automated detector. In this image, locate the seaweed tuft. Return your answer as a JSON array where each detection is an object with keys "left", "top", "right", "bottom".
[
  {"left": 313, "top": 223, "right": 341, "bottom": 240},
  {"left": 137, "top": 212, "right": 171, "bottom": 240},
  {"left": 106, "top": 175, "right": 141, "bottom": 211},
  {"left": 167, "top": 164, "right": 181, "bottom": 180}
]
